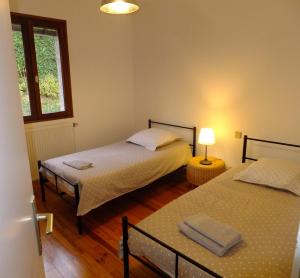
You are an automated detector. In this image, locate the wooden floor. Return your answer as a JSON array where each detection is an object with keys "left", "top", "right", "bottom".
[{"left": 34, "top": 168, "right": 196, "bottom": 278}]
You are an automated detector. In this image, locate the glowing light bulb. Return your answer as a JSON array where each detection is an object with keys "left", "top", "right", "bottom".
[{"left": 100, "top": 0, "right": 139, "bottom": 15}]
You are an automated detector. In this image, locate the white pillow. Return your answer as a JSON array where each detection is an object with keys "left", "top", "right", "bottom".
[
  {"left": 127, "top": 128, "right": 181, "bottom": 151},
  {"left": 234, "top": 157, "right": 300, "bottom": 196}
]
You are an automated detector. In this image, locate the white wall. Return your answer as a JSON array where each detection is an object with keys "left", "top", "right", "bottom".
[
  {"left": 9, "top": 0, "right": 135, "bottom": 151},
  {"left": 9, "top": 0, "right": 300, "bottom": 169},
  {"left": 132, "top": 0, "right": 300, "bottom": 166}
]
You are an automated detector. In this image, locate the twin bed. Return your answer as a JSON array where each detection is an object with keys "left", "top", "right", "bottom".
[
  {"left": 39, "top": 121, "right": 300, "bottom": 277},
  {"left": 38, "top": 120, "right": 196, "bottom": 233},
  {"left": 122, "top": 136, "right": 300, "bottom": 277}
]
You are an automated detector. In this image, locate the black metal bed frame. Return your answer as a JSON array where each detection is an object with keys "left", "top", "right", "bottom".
[
  {"left": 38, "top": 119, "right": 197, "bottom": 235},
  {"left": 122, "top": 216, "right": 221, "bottom": 278},
  {"left": 148, "top": 119, "right": 197, "bottom": 157},
  {"left": 242, "top": 135, "right": 300, "bottom": 163},
  {"left": 38, "top": 160, "right": 83, "bottom": 233},
  {"left": 122, "top": 134, "right": 300, "bottom": 277}
]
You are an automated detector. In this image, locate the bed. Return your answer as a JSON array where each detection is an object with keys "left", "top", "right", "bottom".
[
  {"left": 38, "top": 120, "right": 196, "bottom": 234},
  {"left": 122, "top": 135, "right": 300, "bottom": 277}
]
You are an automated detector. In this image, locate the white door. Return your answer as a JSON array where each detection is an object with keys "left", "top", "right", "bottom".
[{"left": 0, "top": 0, "right": 46, "bottom": 277}]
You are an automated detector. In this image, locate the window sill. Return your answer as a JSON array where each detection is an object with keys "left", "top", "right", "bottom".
[{"left": 24, "top": 114, "right": 74, "bottom": 124}]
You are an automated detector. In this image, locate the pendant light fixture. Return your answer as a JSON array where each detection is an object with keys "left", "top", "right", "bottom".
[{"left": 100, "top": 0, "right": 139, "bottom": 15}]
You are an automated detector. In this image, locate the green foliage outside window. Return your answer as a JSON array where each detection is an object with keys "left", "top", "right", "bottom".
[{"left": 13, "top": 30, "right": 62, "bottom": 115}]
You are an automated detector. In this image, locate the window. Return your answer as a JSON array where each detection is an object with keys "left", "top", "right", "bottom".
[{"left": 11, "top": 13, "right": 73, "bottom": 123}]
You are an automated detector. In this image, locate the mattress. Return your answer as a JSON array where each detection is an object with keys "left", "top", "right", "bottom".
[
  {"left": 128, "top": 164, "right": 300, "bottom": 277},
  {"left": 42, "top": 140, "right": 192, "bottom": 216}
]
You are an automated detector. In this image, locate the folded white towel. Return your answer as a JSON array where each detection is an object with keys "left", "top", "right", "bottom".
[
  {"left": 63, "top": 160, "right": 93, "bottom": 170},
  {"left": 178, "top": 214, "right": 242, "bottom": 256},
  {"left": 184, "top": 214, "right": 241, "bottom": 249}
]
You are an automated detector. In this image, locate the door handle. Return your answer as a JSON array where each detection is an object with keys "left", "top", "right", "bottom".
[
  {"left": 36, "top": 213, "right": 53, "bottom": 235},
  {"left": 31, "top": 197, "right": 54, "bottom": 255}
]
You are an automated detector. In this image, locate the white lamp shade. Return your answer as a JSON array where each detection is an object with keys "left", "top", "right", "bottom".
[
  {"left": 198, "top": 128, "right": 215, "bottom": 145},
  {"left": 100, "top": 0, "right": 139, "bottom": 14}
]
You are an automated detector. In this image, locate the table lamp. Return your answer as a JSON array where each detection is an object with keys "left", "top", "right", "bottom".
[{"left": 198, "top": 128, "right": 215, "bottom": 165}]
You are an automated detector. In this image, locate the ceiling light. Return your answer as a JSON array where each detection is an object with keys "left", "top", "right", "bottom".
[{"left": 100, "top": 0, "right": 139, "bottom": 15}]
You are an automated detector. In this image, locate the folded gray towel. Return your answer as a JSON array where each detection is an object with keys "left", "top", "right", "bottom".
[
  {"left": 178, "top": 214, "right": 242, "bottom": 256},
  {"left": 63, "top": 160, "right": 93, "bottom": 170},
  {"left": 184, "top": 214, "right": 241, "bottom": 249}
]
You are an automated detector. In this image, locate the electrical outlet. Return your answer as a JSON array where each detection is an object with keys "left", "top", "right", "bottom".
[{"left": 235, "top": 131, "right": 242, "bottom": 139}]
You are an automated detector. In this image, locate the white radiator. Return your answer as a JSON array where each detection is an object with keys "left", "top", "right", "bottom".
[{"left": 25, "top": 122, "right": 76, "bottom": 180}]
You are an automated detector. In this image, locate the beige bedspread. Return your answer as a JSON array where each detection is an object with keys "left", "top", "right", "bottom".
[
  {"left": 42, "top": 140, "right": 191, "bottom": 216},
  {"left": 128, "top": 164, "right": 300, "bottom": 277}
]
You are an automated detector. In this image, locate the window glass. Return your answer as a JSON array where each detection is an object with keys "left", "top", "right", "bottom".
[
  {"left": 12, "top": 23, "right": 31, "bottom": 116},
  {"left": 33, "top": 27, "right": 65, "bottom": 114}
]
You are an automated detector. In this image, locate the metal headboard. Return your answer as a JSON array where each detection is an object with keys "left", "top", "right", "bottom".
[
  {"left": 242, "top": 135, "right": 300, "bottom": 163},
  {"left": 148, "top": 119, "right": 197, "bottom": 157}
]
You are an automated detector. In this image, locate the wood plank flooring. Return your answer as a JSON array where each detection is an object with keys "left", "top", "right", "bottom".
[{"left": 34, "top": 168, "right": 196, "bottom": 278}]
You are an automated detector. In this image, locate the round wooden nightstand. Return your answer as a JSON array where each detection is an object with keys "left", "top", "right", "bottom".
[{"left": 187, "top": 156, "right": 225, "bottom": 186}]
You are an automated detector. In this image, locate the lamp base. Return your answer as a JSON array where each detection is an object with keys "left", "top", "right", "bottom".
[{"left": 200, "top": 159, "right": 212, "bottom": 165}]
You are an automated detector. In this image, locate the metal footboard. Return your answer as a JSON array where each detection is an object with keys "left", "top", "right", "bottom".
[
  {"left": 37, "top": 160, "right": 83, "bottom": 234},
  {"left": 122, "top": 216, "right": 222, "bottom": 278}
]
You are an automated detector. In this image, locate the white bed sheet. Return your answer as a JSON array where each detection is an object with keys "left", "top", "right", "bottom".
[{"left": 42, "top": 140, "right": 192, "bottom": 216}]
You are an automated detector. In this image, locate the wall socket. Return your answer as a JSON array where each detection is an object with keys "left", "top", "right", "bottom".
[{"left": 235, "top": 131, "right": 242, "bottom": 139}]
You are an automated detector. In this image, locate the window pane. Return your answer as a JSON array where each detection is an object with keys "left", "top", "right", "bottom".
[
  {"left": 12, "top": 24, "right": 31, "bottom": 116},
  {"left": 34, "top": 27, "right": 65, "bottom": 114}
]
